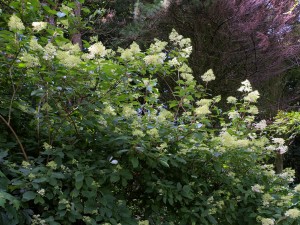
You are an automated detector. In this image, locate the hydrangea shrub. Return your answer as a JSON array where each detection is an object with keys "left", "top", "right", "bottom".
[{"left": 0, "top": 11, "right": 300, "bottom": 225}]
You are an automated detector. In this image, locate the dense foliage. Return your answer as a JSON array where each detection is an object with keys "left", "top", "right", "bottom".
[{"left": 1, "top": 1, "right": 300, "bottom": 225}]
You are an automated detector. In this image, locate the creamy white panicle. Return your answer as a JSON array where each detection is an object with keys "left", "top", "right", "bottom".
[
  {"left": 201, "top": 69, "right": 216, "bottom": 82},
  {"left": 8, "top": 14, "right": 25, "bottom": 31},
  {"left": 43, "top": 43, "right": 57, "bottom": 60},
  {"left": 88, "top": 42, "right": 106, "bottom": 58},
  {"left": 248, "top": 105, "right": 259, "bottom": 114},
  {"left": 195, "top": 105, "right": 211, "bottom": 116},
  {"left": 29, "top": 38, "right": 43, "bottom": 52},
  {"left": 149, "top": 39, "right": 168, "bottom": 53},
  {"left": 285, "top": 208, "right": 300, "bottom": 219},
  {"left": 20, "top": 52, "right": 40, "bottom": 67},
  {"left": 244, "top": 90, "right": 260, "bottom": 103},
  {"left": 227, "top": 96, "right": 237, "bottom": 104},
  {"left": 144, "top": 53, "right": 166, "bottom": 65}
]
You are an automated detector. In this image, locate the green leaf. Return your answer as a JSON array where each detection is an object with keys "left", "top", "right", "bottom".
[
  {"left": 31, "top": 89, "right": 45, "bottom": 97},
  {"left": 75, "top": 171, "right": 84, "bottom": 182},
  {"left": 23, "top": 191, "right": 36, "bottom": 201},
  {"left": 0, "top": 197, "right": 6, "bottom": 207},
  {"left": 110, "top": 174, "right": 120, "bottom": 183},
  {"left": 130, "top": 157, "right": 139, "bottom": 168},
  {"left": 159, "top": 159, "right": 169, "bottom": 168},
  {"left": 208, "top": 215, "right": 217, "bottom": 224}
]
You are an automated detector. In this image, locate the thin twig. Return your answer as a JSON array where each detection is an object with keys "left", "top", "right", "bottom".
[{"left": 0, "top": 114, "right": 28, "bottom": 161}]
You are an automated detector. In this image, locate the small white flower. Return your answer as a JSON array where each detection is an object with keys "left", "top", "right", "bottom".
[{"left": 37, "top": 189, "right": 45, "bottom": 196}]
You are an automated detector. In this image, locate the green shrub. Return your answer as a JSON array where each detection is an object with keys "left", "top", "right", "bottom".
[{"left": 0, "top": 11, "right": 300, "bottom": 225}]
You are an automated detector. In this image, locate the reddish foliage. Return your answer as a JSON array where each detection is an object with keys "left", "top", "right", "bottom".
[{"left": 165, "top": 0, "right": 300, "bottom": 83}]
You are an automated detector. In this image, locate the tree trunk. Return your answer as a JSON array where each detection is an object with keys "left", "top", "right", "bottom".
[{"left": 71, "top": 1, "right": 83, "bottom": 50}]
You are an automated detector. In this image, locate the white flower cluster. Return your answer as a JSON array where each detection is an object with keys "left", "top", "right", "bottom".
[
  {"left": 244, "top": 90, "right": 260, "bottom": 103},
  {"left": 247, "top": 105, "right": 259, "bottom": 114},
  {"left": 227, "top": 96, "right": 237, "bottom": 104},
  {"left": 254, "top": 120, "right": 267, "bottom": 130},
  {"left": 29, "top": 38, "right": 43, "bottom": 52},
  {"left": 278, "top": 168, "right": 295, "bottom": 183},
  {"left": 32, "top": 22, "right": 47, "bottom": 32},
  {"left": 251, "top": 184, "right": 264, "bottom": 193},
  {"left": 43, "top": 43, "right": 57, "bottom": 60},
  {"left": 88, "top": 42, "right": 107, "bottom": 58},
  {"left": 219, "top": 131, "right": 249, "bottom": 148},
  {"left": 238, "top": 80, "right": 252, "bottom": 92},
  {"left": 46, "top": 161, "right": 57, "bottom": 170},
  {"left": 272, "top": 138, "right": 288, "bottom": 154},
  {"left": 122, "top": 106, "right": 137, "bottom": 118},
  {"left": 20, "top": 52, "right": 40, "bottom": 67},
  {"left": 196, "top": 99, "right": 213, "bottom": 107},
  {"left": 261, "top": 218, "right": 275, "bottom": 225},
  {"left": 201, "top": 69, "right": 216, "bottom": 82},
  {"left": 8, "top": 14, "right": 25, "bottom": 31},
  {"left": 179, "top": 63, "right": 194, "bottom": 81},
  {"left": 132, "top": 129, "right": 145, "bottom": 137},
  {"left": 31, "top": 214, "right": 47, "bottom": 225},
  {"left": 103, "top": 103, "right": 116, "bottom": 116},
  {"left": 149, "top": 39, "right": 168, "bottom": 53},
  {"left": 144, "top": 53, "right": 166, "bottom": 65},
  {"left": 237, "top": 80, "right": 260, "bottom": 102},
  {"left": 57, "top": 50, "right": 82, "bottom": 68},
  {"left": 228, "top": 110, "right": 240, "bottom": 119},
  {"left": 285, "top": 208, "right": 300, "bottom": 219},
  {"left": 169, "top": 29, "right": 192, "bottom": 57},
  {"left": 119, "top": 42, "right": 141, "bottom": 61},
  {"left": 195, "top": 105, "right": 211, "bottom": 116}
]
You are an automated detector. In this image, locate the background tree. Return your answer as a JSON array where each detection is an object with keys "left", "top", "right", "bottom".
[{"left": 110, "top": 0, "right": 300, "bottom": 114}]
